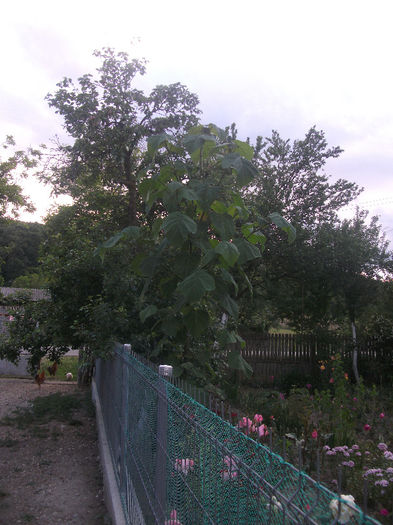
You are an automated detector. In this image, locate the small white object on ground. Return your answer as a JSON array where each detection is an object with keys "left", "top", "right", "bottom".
[{"left": 66, "top": 372, "right": 73, "bottom": 381}]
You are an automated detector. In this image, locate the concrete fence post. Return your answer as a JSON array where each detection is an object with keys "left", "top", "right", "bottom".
[
  {"left": 120, "top": 343, "right": 132, "bottom": 496},
  {"left": 155, "top": 364, "right": 172, "bottom": 523}
]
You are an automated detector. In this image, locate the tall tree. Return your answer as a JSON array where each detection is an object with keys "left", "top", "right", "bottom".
[
  {"left": 44, "top": 48, "right": 201, "bottom": 227},
  {"left": 249, "top": 127, "right": 361, "bottom": 226},
  {"left": 238, "top": 127, "right": 363, "bottom": 332},
  {"left": 324, "top": 210, "right": 393, "bottom": 381}
]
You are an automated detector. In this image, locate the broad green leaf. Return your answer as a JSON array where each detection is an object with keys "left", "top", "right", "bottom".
[
  {"left": 210, "top": 200, "right": 228, "bottom": 214},
  {"left": 147, "top": 133, "right": 173, "bottom": 156},
  {"left": 140, "top": 305, "right": 158, "bottom": 323},
  {"left": 217, "top": 329, "right": 237, "bottom": 345},
  {"left": 173, "top": 252, "right": 200, "bottom": 278},
  {"left": 207, "top": 123, "right": 227, "bottom": 140},
  {"left": 233, "top": 238, "right": 261, "bottom": 264},
  {"left": 210, "top": 212, "right": 235, "bottom": 240},
  {"left": 103, "top": 226, "right": 140, "bottom": 248},
  {"left": 183, "top": 133, "right": 216, "bottom": 155},
  {"left": 238, "top": 266, "right": 253, "bottom": 297},
  {"left": 235, "top": 333, "right": 246, "bottom": 349},
  {"left": 247, "top": 231, "right": 266, "bottom": 248},
  {"left": 179, "top": 186, "right": 198, "bottom": 201},
  {"left": 214, "top": 241, "right": 239, "bottom": 267},
  {"left": 161, "top": 317, "right": 180, "bottom": 337},
  {"left": 200, "top": 249, "right": 217, "bottom": 268},
  {"left": 184, "top": 309, "right": 210, "bottom": 336},
  {"left": 176, "top": 269, "right": 215, "bottom": 303},
  {"left": 159, "top": 276, "right": 179, "bottom": 297},
  {"left": 162, "top": 212, "right": 197, "bottom": 246},
  {"left": 221, "top": 152, "right": 242, "bottom": 170},
  {"left": 234, "top": 139, "right": 254, "bottom": 160},
  {"left": 228, "top": 350, "right": 253, "bottom": 377},
  {"left": 227, "top": 193, "right": 249, "bottom": 220},
  {"left": 269, "top": 212, "right": 296, "bottom": 243},
  {"left": 164, "top": 181, "right": 198, "bottom": 202},
  {"left": 192, "top": 182, "right": 222, "bottom": 209},
  {"left": 218, "top": 294, "right": 239, "bottom": 318},
  {"left": 152, "top": 218, "right": 163, "bottom": 239},
  {"left": 166, "top": 181, "right": 184, "bottom": 193},
  {"left": 221, "top": 153, "right": 258, "bottom": 187},
  {"left": 94, "top": 226, "right": 140, "bottom": 261},
  {"left": 241, "top": 224, "right": 266, "bottom": 247},
  {"left": 220, "top": 268, "right": 238, "bottom": 295}
]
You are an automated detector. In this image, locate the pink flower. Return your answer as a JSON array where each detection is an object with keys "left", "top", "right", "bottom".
[
  {"left": 353, "top": 397, "right": 358, "bottom": 402},
  {"left": 221, "top": 469, "right": 238, "bottom": 481},
  {"left": 257, "top": 424, "right": 269, "bottom": 438},
  {"left": 380, "top": 412, "right": 385, "bottom": 419},
  {"left": 221, "top": 456, "right": 239, "bottom": 480},
  {"left": 306, "top": 383, "right": 312, "bottom": 389},
  {"left": 380, "top": 509, "right": 389, "bottom": 517},
  {"left": 329, "top": 377, "right": 334, "bottom": 384},
  {"left": 269, "top": 375, "right": 274, "bottom": 381},
  {"left": 238, "top": 417, "right": 253, "bottom": 430},
  {"left": 363, "top": 424, "right": 371, "bottom": 431},
  {"left": 254, "top": 414, "right": 263, "bottom": 424},
  {"left": 174, "top": 458, "right": 194, "bottom": 475},
  {"left": 223, "top": 456, "right": 238, "bottom": 469},
  {"left": 279, "top": 393, "right": 285, "bottom": 400},
  {"left": 311, "top": 429, "right": 318, "bottom": 439},
  {"left": 378, "top": 443, "right": 388, "bottom": 451},
  {"left": 165, "top": 510, "right": 183, "bottom": 525}
]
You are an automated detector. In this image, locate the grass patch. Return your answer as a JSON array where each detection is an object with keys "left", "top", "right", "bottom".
[
  {"left": 0, "top": 392, "right": 83, "bottom": 429},
  {"left": 42, "top": 356, "right": 79, "bottom": 381}
]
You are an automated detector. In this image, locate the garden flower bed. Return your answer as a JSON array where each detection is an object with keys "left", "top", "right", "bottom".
[{"left": 236, "top": 355, "right": 393, "bottom": 523}]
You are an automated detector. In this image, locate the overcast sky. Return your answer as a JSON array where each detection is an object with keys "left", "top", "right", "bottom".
[{"left": 2, "top": 0, "right": 393, "bottom": 242}]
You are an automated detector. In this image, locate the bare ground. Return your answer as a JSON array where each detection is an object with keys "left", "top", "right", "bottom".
[{"left": 0, "top": 378, "right": 110, "bottom": 525}]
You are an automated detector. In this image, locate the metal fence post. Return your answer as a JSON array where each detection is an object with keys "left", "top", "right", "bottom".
[
  {"left": 155, "top": 364, "right": 172, "bottom": 523},
  {"left": 120, "top": 343, "right": 131, "bottom": 496}
]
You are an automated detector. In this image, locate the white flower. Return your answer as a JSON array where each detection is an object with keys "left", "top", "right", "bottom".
[
  {"left": 329, "top": 495, "right": 356, "bottom": 524},
  {"left": 266, "top": 496, "right": 283, "bottom": 514}
]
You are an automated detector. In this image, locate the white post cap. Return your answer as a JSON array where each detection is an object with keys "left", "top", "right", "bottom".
[{"left": 158, "top": 364, "right": 173, "bottom": 377}]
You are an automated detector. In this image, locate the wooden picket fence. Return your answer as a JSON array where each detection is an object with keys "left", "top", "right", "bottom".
[{"left": 240, "top": 332, "right": 392, "bottom": 384}]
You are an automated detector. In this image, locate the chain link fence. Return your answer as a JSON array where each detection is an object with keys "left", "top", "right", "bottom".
[{"left": 94, "top": 343, "right": 381, "bottom": 525}]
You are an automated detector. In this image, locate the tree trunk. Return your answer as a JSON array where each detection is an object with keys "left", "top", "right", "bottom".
[
  {"left": 77, "top": 347, "right": 94, "bottom": 387},
  {"left": 351, "top": 321, "right": 360, "bottom": 384},
  {"left": 124, "top": 151, "right": 138, "bottom": 226}
]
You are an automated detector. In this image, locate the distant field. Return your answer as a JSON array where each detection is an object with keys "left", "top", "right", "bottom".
[
  {"left": 41, "top": 356, "right": 78, "bottom": 381},
  {"left": 268, "top": 327, "right": 296, "bottom": 334}
]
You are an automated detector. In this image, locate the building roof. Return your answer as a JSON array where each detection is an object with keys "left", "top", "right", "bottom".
[{"left": 0, "top": 287, "right": 50, "bottom": 301}]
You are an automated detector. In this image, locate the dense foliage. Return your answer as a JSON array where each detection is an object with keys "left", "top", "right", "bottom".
[{"left": 0, "top": 221, "right": 47, "bottom": 286}]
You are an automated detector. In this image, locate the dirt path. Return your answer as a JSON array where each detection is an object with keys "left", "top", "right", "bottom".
[{"left": 0, "top": 378, "right": 110, "bottom": 525}]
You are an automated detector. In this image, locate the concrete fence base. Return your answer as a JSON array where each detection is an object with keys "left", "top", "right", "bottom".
[{"left": 92, "top": 378, "right": 127, "bottom": 525}]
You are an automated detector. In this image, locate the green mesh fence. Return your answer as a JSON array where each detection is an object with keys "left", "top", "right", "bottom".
[{"left": 94, "top": 343, "right": 381, "bottom": 525}]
